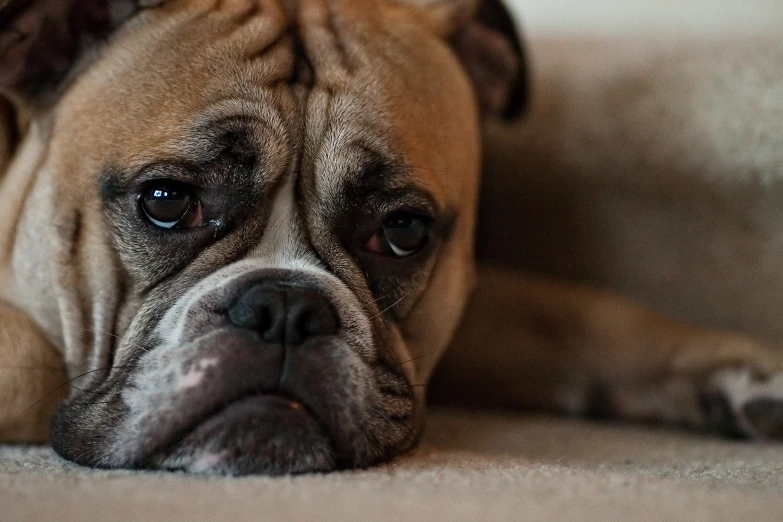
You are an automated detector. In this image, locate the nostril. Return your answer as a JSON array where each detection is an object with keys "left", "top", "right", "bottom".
[
  {"left": 259, "top": 307, "right": 272, "bottom": 331},
  {"left": 226, "top": 283, "right": 339, "bottom": 345},
  {"left": 301, "top": 311, "right": 332, "bottom": 338},
  {"left": 297, "top": 311, "right": 315, "bottom": 336},
  {"left": 227, "top": 296, "right": 257, "bottom": 329},
  {"left": 302, "top": 307, "right": 338, "bottom": 338},
  {"left": 227, "top": 285, "right": 283, "bottom": 337},
  {"left": 286, "top": 294, "right": 339, "bottom": 345},
  {"left": 256, "top": 307, "right": 273, "bottom": 338}
]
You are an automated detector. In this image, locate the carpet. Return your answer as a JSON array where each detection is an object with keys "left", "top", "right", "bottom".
[{"left": 3, "top": 408, "right": 783, "bottom": 521}]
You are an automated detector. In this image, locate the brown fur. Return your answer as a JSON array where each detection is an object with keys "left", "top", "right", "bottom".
[{"left": 0, "top": 302, "right": 66, "bottom": 441}]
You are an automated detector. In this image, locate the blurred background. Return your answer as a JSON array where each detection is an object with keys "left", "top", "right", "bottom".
[
  {"left": 507, "top": 0, "right": 783, "bottom": 36},
  {"left": 475, "top": 0, "right": 783, "bottom": 344}
]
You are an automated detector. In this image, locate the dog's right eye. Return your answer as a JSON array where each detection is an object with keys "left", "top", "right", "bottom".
[
  {"left": 140, "top": 183, "right": 203, "bottom": 229},
  {"left": 364, "top": 212, "right": 431, "bottom": 258}
]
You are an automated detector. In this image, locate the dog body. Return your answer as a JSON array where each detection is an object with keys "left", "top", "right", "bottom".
[{"left": 0, "top": 0, "right": 782, "bottom": 475}]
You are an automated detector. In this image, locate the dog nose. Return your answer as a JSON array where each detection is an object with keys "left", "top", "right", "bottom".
[{"left": 227, "top": 283, "right": 339, "bottom": 345}]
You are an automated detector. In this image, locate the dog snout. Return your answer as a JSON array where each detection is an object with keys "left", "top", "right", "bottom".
[
  {"left": 227, "top": 282, "right": 340, "bottom": 345},
  {"left": 50, "top": 267, "right": 413, "bottom": 474}
]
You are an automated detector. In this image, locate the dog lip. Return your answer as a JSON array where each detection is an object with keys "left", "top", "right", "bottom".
[
  {"left": 151, "top": 390, "right": 313, "bottom": 449},
  {"left": 120, "top": 330, "right": 374, "bottom": 472},
  {"left": 148, "top": 392, "right": 337, "bottom": 474}
]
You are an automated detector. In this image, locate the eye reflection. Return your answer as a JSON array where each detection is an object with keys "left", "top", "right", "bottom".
[
  {"left": 140, "top": 183, "right": 203, "bottom": 229},
  {"left": 365, "top": 212, "right": 430, "bottom": 258}
]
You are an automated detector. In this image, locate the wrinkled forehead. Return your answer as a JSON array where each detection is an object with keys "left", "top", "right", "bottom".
[{"left": 53, "top": 0, "right": 480, "bottom": 204}]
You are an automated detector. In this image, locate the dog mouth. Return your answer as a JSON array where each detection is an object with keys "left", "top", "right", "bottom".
[
  {"left": 120, "top": 329, "right": 363, "bottom": 474},
  {"left": 49, "top": 327, "right": 418, "bottom": 475},
  {"left": 147, "top": 393, "right": 338, "bottom": 475}
]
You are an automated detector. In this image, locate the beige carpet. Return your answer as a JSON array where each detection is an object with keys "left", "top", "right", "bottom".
[{"left": 3, "top": 408, "right": 783, "bottom": 522}]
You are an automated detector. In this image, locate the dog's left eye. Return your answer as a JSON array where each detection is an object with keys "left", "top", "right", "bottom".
[
  {"left": 140, "top": 183, "right": 203, "bottom": 229},
  {"left": 365, "top": 212, "right": 430, "bottom": 257}
]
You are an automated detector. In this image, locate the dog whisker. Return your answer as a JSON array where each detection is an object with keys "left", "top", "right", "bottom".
[
  {"left": 392, "top": 351, "right": 435, "bottom": 369},
  {"left": 85, "top": 327, "right": 152, "bottom": 354},
  {"left": 19, "top": 329, "right": 151, "bottom": 410},
  {"left": 370, "top": 406, "right": 420, "bottom": 451},
  {"left": 368, "top": 293, "right": 409, "bottom": 322},
  {"left": 359, "top": 292, "right": 396, "bottom": 311},
  {"left": 58, "top": 378, "right": 129, "bottom": 396},
  {"left": 23, "top": 365, "right": 131, "bottom": 412},
  {"left": 19, "top": 449, "right": 48, "bottom": 467}
]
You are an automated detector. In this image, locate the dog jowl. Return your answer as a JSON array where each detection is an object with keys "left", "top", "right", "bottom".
[{"left": 0, "top": 0, "right": 525, "bottom": 474}]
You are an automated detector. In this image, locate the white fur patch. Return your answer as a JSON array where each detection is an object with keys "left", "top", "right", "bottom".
[
  {"left": 710, "top": 368, "right": 783, "bottom": 422},
  {"left": 249, "top": 175, "right": 320, "bottom": 269},
  {"left": 190, "top": 451, "right": 226, "bottom": 473},
  {"left": 176, "top": 358, "right": 220, "bottom": 391}
]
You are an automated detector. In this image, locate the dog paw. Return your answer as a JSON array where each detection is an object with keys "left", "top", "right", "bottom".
[{"left": 703, "top": 368, "right": 783, "bottom": 440}]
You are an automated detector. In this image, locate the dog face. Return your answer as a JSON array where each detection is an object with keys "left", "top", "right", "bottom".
[{"left": 0, "top": 0, "right": 524, "bottom": 474}]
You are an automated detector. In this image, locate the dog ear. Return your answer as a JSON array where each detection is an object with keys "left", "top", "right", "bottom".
[
  {"left": 452, "top": 0, "right": 528, "bottom": 120},
  {"left": 395, "top": 0, "right": 528, "bottom": 120},
  {"left": 0, "top": 0, "right": 160, "bottom": 104}
]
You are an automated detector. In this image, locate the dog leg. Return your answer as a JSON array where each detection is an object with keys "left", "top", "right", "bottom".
[
  {"left": 0, "top": 302, "right": 67, "bottom": 442},
  {"left": 432, "top": 265, "right": 783, "bottom": 439}
]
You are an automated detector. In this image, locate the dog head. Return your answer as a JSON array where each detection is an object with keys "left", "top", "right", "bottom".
[{"left": 0, "top": 0, "right": 526, "bottom": 474}]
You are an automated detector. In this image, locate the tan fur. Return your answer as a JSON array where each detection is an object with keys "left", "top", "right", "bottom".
[
  {"left": 0, "top": 302, "right": 66, "bottom": 442},
  {"left": 434, "top": 266, "right": 782, "bottom": 427}
]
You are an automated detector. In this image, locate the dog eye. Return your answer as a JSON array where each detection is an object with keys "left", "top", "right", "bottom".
[
  {"left": 140, "top": 183, "right": 203, "bottom": 229},
  {"left": 365, "top": 212, "right": 430, "bottom": 257}
]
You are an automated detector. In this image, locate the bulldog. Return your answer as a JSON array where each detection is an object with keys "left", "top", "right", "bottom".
[{"left": 0, "top": 0, "right": 781, "bottom": 476}]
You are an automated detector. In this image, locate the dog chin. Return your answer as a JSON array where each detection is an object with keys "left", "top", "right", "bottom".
[
  {"left": 148, "top": 394, "right": 337, "bottom": 476},
  {"left": 52, "top": 326, "right": 411, "bottom": 475}
]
